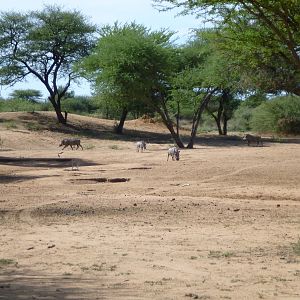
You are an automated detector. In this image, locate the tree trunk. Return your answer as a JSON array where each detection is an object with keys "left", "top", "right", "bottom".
[
  {"left": 64, "top": 111, "right": 68, "bottom": 123},
  {"left": 159, "top": 100, "right": 185, "bottom": 148},
  {"left": 216, "top": 118, "right": 223, "bottom": 135},
  {"left": 49, "top": 96, "right": 67, "bottom": 124},
  {"left": 222, "top": 116, "right": 228, "bottom": 136},
  {"left": 157, "top": 109, "right": 185, "bottom": 148},
  {"left": 150, "top": 91, "right": 185, "bottom": 148},
  {"left": 54, "top": 106, "right": 67, "bottom": 124},
  {"left": 217, "top": 95, "right": 224, "bottom": 135},
  {"left": 187, "top": 89, "right": 217, "bottom": 149},
  {"left": 176, "top": 101, "right": 180, "bottom": 137},
  {"left": 115, "top": 107, "right": 128, "bottom": 134}
]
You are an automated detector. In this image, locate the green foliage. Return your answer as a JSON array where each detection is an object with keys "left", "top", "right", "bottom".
[
  {"left": 9, "top": 89, "right": 42, "bottom": 102},
  {"left": 230, "top": 93, "right": 267, "bottom": 131},
  {"left": 230, "top": 105, "right": 254, "bottom": 132},
  {"left": 0, "top": 5, "right": 97, "bottom": 123},
  {"left": 250, "top": 96, "right": 300, "bottom": 134},
  {"left": 0, "top": 98, "right": 45, "bottom": 112},
  {"left": 82, "top": 22, "right": 176, "bottom": 103},
  {"left": 81, "top": 22, "right": 179, "bottom": 134},
  {"left": 242, "top": 93, "right": 268, "bottom": 108},
  {"left": 155, "top": 0, "right": 300, "bottom": 95},
  {"left": 61, "top": 96, "right": 96, "bottom": 115}
]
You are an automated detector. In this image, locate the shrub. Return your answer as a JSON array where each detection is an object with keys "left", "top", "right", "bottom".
[
  {"left": 230, "top": 105, "right": 255, "bottom": 131},
  {"left": 250, "top": 95, "right": 300, "bottom": 134},
  {"left": 0, "top": 98, "right": 44, "bottom": 112},
  {"left": 61, "top": 96, "right": 97, "bottom": 115}
]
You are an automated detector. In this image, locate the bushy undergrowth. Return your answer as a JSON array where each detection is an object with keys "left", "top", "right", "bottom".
[
  {"left": 0, "top": 98, "right": 49, "bottom": 112},
  {"left": 250, "top": 96, "right": 300, "bottom": 134},
  {"left": 230, "top": 105, "right": 255, "bottom": 132},
  {"left": 61, "top": 96, "right": 98, "bottom": 115}
]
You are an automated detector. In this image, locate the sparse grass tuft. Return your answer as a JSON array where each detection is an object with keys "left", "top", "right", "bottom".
[
  {"left": 223, "top": 251, "right": 235, "bottom": 258},
  {"left": 208, "top": 250, "right": 235, "bottom": 259},
  {"left": 292, "top": 238, "right": 300, "bottom": 255},
  {"left": 25, "top": 122, "right": 43, "bottom": 131},
  {"left": 0, "top": 258, "right": 16, "bottom": 266},
  {"left": 109, "top": 144, "right": 121, "bottom": 150},
  {"left": 4, "top": 121, "right": 18, "bottom": 129},
  {"left": 208, "top": 250, "right": 222, "bottom": 258}
]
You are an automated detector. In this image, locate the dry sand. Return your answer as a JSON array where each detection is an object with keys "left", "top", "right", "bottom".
[{"left": 0, "top": 112, "right": 299, "bottom": 299}]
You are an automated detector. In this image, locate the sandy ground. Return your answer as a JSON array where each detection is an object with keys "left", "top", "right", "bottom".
[{"left": 0, "top": 112, "right": 300, "bottom": 300}]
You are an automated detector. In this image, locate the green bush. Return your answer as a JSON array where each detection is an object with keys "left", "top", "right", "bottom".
[
  {"left": 61, "top": 96, "right": 97, "bottom": 115},
  {"left": 230, "top": 105, "right": 255, "bottom": 131},
  {"left": 0, "top": 98, "right": 44, "bottom": 112},
  {"left": 230, "top": 94, "right": 266, "bottom": 132},
  {"left": 250, "top": 95, "right": 300, "bottom": 134}
]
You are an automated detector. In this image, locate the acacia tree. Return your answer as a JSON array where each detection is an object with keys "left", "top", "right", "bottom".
[
  {"left": 9, "top": 89, "right": 42, "bottom": 102},
  {"left": 153, "top": 0, "right": 300, "bottom": 95},
  {"left": 83, "top": 23, "right": 233, "bottom": 148},
  {"left": 170, "top": 29, "right": 243, "bottom": 145},
  {"left": 0, "top": 5, "right": 97, "bottom": 124},
  {"left": 81, "top": 22, "right": 186, "bottom": 143}
]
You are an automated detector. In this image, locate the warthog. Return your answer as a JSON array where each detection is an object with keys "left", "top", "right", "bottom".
[
  {"left": 136, "top": 141, "right": 147, "bottom": 152},
  {"left": 167, "top": 147, "right": 180, "bottom": 161},
  {"left": 59, "top": 138, "right": 83, "bottom": 150},
  {"left": 243, "top": 134, "right": 263, "bottom": 146}
]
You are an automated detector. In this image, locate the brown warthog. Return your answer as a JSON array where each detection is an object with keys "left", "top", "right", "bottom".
[
  {"left": 243, "top": 134, "right": 263, "bottom": 146},
  {"left": 59, "top": 138, "right": 83, "bottom": 150}
]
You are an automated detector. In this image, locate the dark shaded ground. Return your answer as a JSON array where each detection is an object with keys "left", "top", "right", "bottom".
[
  {"left": 0, "top": 174, "right": 60, "bottom": 184},
  {"left": 0, "top": 157, "right": 97, "bottom": 168},
  {"left": 0, "top": 269, "right": 133, "bottom": 300}
]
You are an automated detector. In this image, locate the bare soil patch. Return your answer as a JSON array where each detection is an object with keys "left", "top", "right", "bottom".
[{"left": 0, "top": 112, "right": 299, "bottom": 299}]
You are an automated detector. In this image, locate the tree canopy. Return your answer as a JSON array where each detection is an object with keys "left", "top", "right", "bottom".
[
  {"left": 9, "top": 89, "right": 42, "bottom": 102},
  {"left": 153, "top": 0, "right": 300, "bottom": 95},
  {"left": 0, "top": 5, "right": 97, "bottom": 123},
  {"left": 81, "top": 22, "right": 179, "bottom": 135}
]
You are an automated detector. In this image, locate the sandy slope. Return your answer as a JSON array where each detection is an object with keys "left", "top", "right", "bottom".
[{"left": 0, "top": 112, "right": 300, "bottom": 300}]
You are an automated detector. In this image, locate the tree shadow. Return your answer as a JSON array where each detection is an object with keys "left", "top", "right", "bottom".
[
  {"left": 0, "top": 174, "right": 61, "bottom": 184},
  {"left": 7, "top": 112, "right": 300, "bottom": 147},
  {"left": 0, "top": 268, "right": 134, "bottom": 300},
  {"left": 0, "top": 271, "right": 95, "bottom": 300},
  {"left": 192, "top": 134, "right": 245, "bottom": 147},
  {"left": 29, "top": 113, "right": 247, "bottom": 146},
  {"left": 0, "top": 157, "right": 98, "bottom": 169}
]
